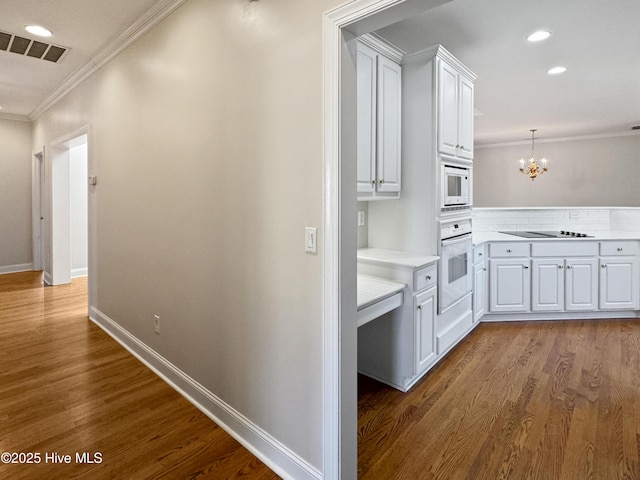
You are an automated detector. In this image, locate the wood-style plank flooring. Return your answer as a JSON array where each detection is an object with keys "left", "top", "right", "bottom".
[
  {"left": 0, "top": 272, "right": 280, "bottom": 480},
  {"left": 358, "top": 318, "right": 640, "bottom": 479}
]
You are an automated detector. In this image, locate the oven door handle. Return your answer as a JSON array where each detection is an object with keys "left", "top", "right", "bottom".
[{"left": 441, "top": 233, "right": 472, "bottom": 246}]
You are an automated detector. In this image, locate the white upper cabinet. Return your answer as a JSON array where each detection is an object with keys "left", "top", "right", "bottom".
[
  {"left": 356, "top": 36, "right": 402, "bottom": 200},
  {"left": 437, "top": 56, "right": 475, "bottom": 160}
]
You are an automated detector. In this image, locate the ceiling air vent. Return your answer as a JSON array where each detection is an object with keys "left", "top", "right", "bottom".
[{"left": 0, "top": 30, "right": 68, "bottom": 63}]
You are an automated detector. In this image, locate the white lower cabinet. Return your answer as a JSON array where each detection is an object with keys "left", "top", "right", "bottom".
[
  {"left": 472, "top": 245, "right": 487, "bottom": 321},
  {"left": 489, "top": 258, "right": 531, "bottom": 313},
  {"left": 532, "top": 258, "right": 598, "bottom": 312},
  {"left": 599, "top": 257, "right": 639, "bottom": 309},
  {"left": 487, "top": 240, "right": 639, "bottom": 316},
  {"left": 565, "top": 259, "right": 599, "bottom": 310},
  {"left": 357, "top": 256, "right": 438, "bottom": 392},
  {"left": 415, "top": 287, "right": 437, "bottom": 374}
]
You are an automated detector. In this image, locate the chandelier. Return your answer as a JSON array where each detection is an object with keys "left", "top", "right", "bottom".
[{"left": 519, "top": 129, "right": 548, "bottom": 180}]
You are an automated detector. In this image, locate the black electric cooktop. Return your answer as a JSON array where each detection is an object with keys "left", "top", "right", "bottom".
[{"left": 499, "top": 230, "right": 593, "bottom": 238}]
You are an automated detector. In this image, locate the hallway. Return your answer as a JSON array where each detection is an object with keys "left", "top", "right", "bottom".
[{"left": 0, "top": 272, "right": 279, "bottom": 479}]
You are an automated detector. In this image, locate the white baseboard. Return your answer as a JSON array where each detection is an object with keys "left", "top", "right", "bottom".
[
  {"left": 43, "top": 271, "right": 53, "bottom": 285},
  {"left": 482, "top": 310, "right": 640, "bottom": 322},
  {"left": 0, "top": 263, "right": 34, "bottom": 275},
  {"left": 89, "top": 306, "right": 321, "bottom": 480},
  {"left": 71, "top": 267, "right": 88, "bottom": 278}
]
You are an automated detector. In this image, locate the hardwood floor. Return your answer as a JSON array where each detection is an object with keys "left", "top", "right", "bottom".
[
  {"left": 6, "top": 272, "right": 639, "bottom": 479},
  {"left": 0, "top": 272, "right": 280, "bottom": 480},
  {"left": 358, "top": 318, "right": 640, "bottom": 479}
]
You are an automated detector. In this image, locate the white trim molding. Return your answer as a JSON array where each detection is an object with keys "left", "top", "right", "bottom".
[
  {"left": 89, "top": 306, "right": 321, "bottom": 480},
  {"left": 30, "top": 0, "right": 187, "bottom": 120},
  {"left": 0, "top": 112, "right": 31, "bottom": 122}
]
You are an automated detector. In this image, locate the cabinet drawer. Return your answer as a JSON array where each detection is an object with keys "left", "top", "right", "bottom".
[
  {"left": 600, "top": 241, "right": 639, "bottom": 256},
  {"left": 489, "top": 242, "right": 530, "bottom": 257},
  {"left": 531, "top": 242, "right": 598, "bottom": 257},
  {"left": 473, "top": 245, "right": 486, "bottom": 264},
  {"left": 414, "top": 263, "right": 437, "bottom": 292}
]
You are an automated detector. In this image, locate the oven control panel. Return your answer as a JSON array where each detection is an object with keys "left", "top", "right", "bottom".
[{"left": 440, "top": 218, "right": 472, "bottom": 240}]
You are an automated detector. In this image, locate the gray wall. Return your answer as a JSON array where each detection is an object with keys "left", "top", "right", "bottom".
[
  {"left": 0, "top": 118, "right": 33, "bottom": 271},
  {"left": 32, "top": 0, "right": 343, "bottom": 470},
  {"left": 474, "top": 134, "right": 640, "bottom": 207}
]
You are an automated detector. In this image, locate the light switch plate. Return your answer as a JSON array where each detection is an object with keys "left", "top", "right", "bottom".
[{"left": 305, "top": 227, "right": 317, "bottom": 254}]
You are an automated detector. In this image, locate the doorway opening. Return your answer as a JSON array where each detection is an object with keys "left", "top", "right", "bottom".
[
  {"left": 47, "top": 131, "right": 89, "bottom": 287},
  {"left": 323, "top": 1, "right": 450, "bottom": 477}
]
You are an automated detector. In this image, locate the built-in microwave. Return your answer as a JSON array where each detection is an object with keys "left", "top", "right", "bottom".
[{"left": 441, "top": 164, "right": 471, "bottom": 210}]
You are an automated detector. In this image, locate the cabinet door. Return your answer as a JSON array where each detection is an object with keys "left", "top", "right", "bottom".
[
  {"left": 473, "top": 261, "right": 487, "bottom": 322},
  {"left": 489, "top": 259, "right": 531, "bottom": 313},
  {"left": 532, "top": 258, "right": 564, "bottom": 311},
  {"left": 438, "top": 61, "right": 459, "bottom": 157},
  {"left": 600, "top": 257, "right": 639, "bottom": 309},
  {"left": 415, "top": 288, "right": 436, "bottom": 374},
  {"left": 376, "top": 55, "right": 402, "bottom": 193},
  {"left": 356, "top": 42, "right": 377, "bottom": 194},
  {"left": 457, "top": 76, "right": 474, "bottom": 160},
  {"left": 565, "top": 258, "right": 598, "bottom": 311}
]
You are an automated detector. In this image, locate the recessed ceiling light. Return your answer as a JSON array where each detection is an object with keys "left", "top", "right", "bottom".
[
  {"left": 25, "top": 25, "right": 52, "bottom": 37},
  {"left": 547, "top": 66, "right": 567, "bottom": 75},
  {"left": 527, "top": 30, "right": 551, "bottom": 42}
]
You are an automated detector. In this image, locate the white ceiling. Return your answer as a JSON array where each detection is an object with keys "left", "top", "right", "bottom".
[
  {"left": 377, "top": 0, "right": 640, "bottom": 145},
  {"left": 0, "top": 0, "right": 162, "bottom": 118},
  {"left": 1, "top": 0, "right": 639, "bottom": 146}
]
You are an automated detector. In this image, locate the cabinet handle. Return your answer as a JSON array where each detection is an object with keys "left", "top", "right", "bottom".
[
  {"left": 380, "top": 179, "right": 385, "bottom": 184},
  {"left": 523, "top": 265, "right": 529, "bottom": 269},
  {"left": 426, "top": 275, "right": 432, "bottom": 281},
  {"left": 417, "top": 305, "right": 423, "bottom": 310},
  {"left": 506, "top": 249, "right": 512, "bottom": 253},
  {"left": 617, "top": 247, "right": 623, "bottom": 252},
  {"left": 483, "top": 267, "right": 487, "bottom": 271},
  {"left": 558, "top": 265, "right": 564, "bottom": 269},
  {"left": 371, "top": 180, "right": 376, "bottom": 185},
  {"left": 566, "top": 265, "right": 572, "bottom": 269},
  {"left": 601, "top": 264, "right": 607, "bottom": 268}
]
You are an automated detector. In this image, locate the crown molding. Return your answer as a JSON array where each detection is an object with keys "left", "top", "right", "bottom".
[
  {"left": 0, "top": 112, "right": 31, "bottom": 122},
  {"left": 358, "top": 32, "right": 405, "bottom": 63},
  {"left": 29, "top": 0, "right": 186, "bottom": 121},
  {"left": 403, "top": 43, "right": 477, "bottom": 81},
  {"left": 476, "top": 130, "right": 640, "bottom": 149}
]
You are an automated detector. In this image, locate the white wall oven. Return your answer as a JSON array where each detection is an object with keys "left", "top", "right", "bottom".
[
  {"left": 441, "top": 163, "right": 471, "bottom": 211},
  {"left": 438, "top": 218, "right": 473, "bottom": 313}
]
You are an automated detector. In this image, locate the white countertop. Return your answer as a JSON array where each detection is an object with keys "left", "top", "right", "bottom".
[
  {"left": 357, "top": 248, "right": 439, "bottom": 268},
  {"left": 473, "top": 231, "right": 640, "bottom": 245},
  {"left": 357, "top": 274, "right": 406, "bottom": 310}
]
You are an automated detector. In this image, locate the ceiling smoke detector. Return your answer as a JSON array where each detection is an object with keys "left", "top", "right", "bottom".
[{"left": 0, "top": 30, "right": 68, "bottom": 63}]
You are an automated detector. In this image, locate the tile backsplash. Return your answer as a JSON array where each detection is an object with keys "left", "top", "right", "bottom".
[{"left": 473, "top": 208, "right": 640, "bottom": 233}]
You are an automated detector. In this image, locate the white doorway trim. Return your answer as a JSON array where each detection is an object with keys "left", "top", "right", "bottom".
[
  {"left": 322, "top": 1, "right": 451, "bottom": 478},
  {"left": 32, "top": 149, "right": 45, "bottom": 272}
]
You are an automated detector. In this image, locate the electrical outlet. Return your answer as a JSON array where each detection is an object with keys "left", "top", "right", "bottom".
[
  {"left": 358, "top": 210, "right": 366, "bottom": 227},
  {"left": 154, "top": 315, "right": 160, "bottom": 334}
]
